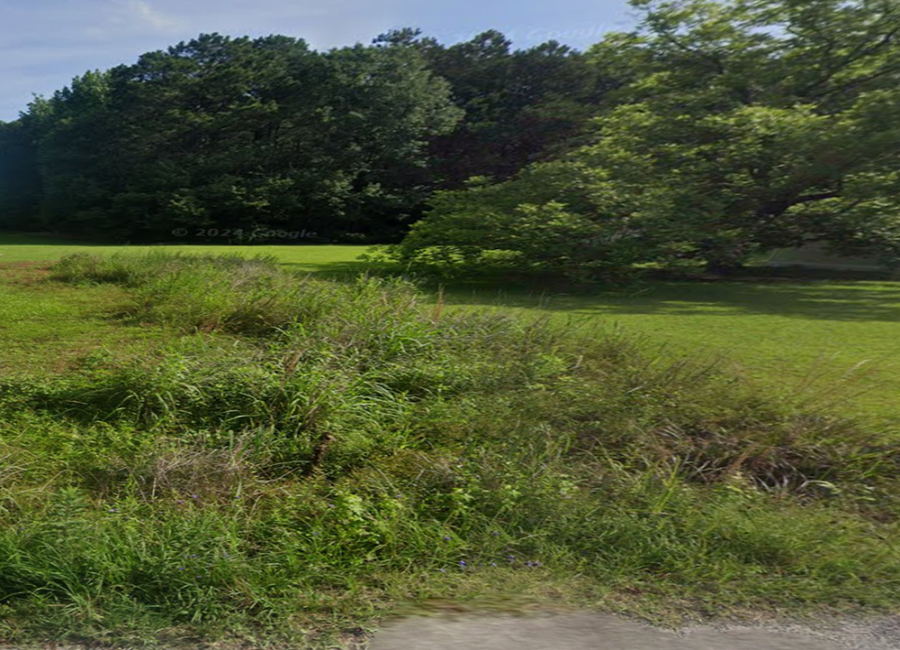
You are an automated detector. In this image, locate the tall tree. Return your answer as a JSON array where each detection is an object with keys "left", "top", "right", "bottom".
[
  {"left": 22, "top": 70, "right": 116, "bottom": 234},
  {"left": 0, "top": 120, "right": 41, "bottom": 229},
  {"left": 396, "top": 0, "right": 900, "bottom": 276},
  {"left": 15, "top": 34, "right": 461, "bottom": 241},
  {"left": 582, "top": 0, "right": 900, "bottom": 270},
  {"left": 375, "top": 29, "right": 617, "bottom": 188}
]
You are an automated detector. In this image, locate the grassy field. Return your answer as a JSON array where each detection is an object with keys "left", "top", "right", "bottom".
[
  {"left": 0, "top": 250, "right": 897, "bottom": 649},
  {"left": 3, "top": 233, "right": 897, "bottom": 426},
  {"left": 2, "top": 240, "right": 900, "bottom": 650},
  {"left": 0, "top": 232, "right": 369, "bottom": 273},
  {"left": 439, "top": 280, "right": 900, "bottom": 428}
]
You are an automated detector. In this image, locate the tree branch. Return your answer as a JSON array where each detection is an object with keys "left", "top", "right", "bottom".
[
  {"left": 657, "top": 29, "right": 727, "bottom": 76},
  {"left": 797, "top": 18, "right": 900, "bottom": 98},
  {"left": 791, "top": 190, "right": 841, "bottom": 204}
]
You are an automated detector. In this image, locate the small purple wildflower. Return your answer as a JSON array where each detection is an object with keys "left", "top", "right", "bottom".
[
  {"left": 458, "top": 560, "right": 467, "bottom": 567},
  {"left": 490, "top": 562, "right": 498, "bottom": 567},
  {"left": 178, "top": 567, "right": 185, "bottom": 571},
  {"left": 190, "top": 494, "right": 198, "bottom": 499},
  {"left": 438, "top": 568, "right": 446, "bottom": 573},
  {"left": 443, "top": 536, "right": 451, "bottom": 541},
  {"left": 490, "top": 531, "right": 499, "bottom": 536},
  {"left": 191, "top": 554, "right": 198, "bottom": 558},
  {"left": 177, "top": 500, "right": 184, "bottom": 505}
]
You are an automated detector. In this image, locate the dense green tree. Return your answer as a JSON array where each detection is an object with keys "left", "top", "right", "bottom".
[
  {"left": 14, "top": 33, "right": 461, "bottom": 241},
  {"left": 0, "top": 120, "right": 41, "bottom": 229},
  {"left": 23, "top": 70, "right": 118, "bottom": 234},
  {"left": 583, "top": 0, "right": 900, "bottom": 271},
  {"left": 375, "top": 29, "right": 617, "bottom": 188},
  {"left": 399, "top": 0, "right": 900, "bottom": 276},
  {"left": 391, "top": 161, "right": 659, "bottom": 281},
  {"left": 2, "top": 27, "right": 611, "bottom": 243}
]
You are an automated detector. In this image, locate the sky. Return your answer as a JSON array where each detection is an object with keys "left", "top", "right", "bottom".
[{"left": 0, "top": 0, "right": 641, "bottom": 122}]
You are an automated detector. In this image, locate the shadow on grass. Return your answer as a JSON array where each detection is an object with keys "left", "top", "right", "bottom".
[
  {"left": 432, "top": 280, "right": 900, "bottom": 323},
  {"left": 8, "top": 231, "right": 898, "bottom": 323},
  {"left": 292, "top": 261, "right": 900, "bottom": 323},
  {"left": 280, "top": 259, "right": 376, "bottom": 278},
  {"left": 280, "top": 255, "right": 900, "bottom": 323}
]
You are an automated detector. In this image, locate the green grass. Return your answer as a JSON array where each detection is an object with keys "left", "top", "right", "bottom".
[
  {"left": 435, "top": 280, "right": 900, "bottom": 427},
  {"left": 0, "top": 232, "right": 368, "bottom": 274},
  {"left": 0, "top": 252, "right": 897, "bottom": 648},
  {"left": 0, "top": 264, "right": 164, "bottom": 376},
  {"left": 2, "top": 230, "right": 898, "bottom": 423}
]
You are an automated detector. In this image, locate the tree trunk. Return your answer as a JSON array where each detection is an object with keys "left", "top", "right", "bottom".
[{"left": 704, "top": 258, "right": 745, "bottom": 275}]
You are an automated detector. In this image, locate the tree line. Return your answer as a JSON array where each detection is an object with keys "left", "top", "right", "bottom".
[
  {"left": 0, "top": 30, "right": 609, "bottom": 243},
  {"left": 2, "top": 0, "right": 899, "bottom": 276}
]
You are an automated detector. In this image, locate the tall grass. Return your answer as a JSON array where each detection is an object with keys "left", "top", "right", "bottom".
[{"left": 0, "top": 252, "right": 897, "bottom": 646}]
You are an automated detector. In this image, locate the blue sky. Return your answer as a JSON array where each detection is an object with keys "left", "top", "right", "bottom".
[{"left": 0, "top": 0, "right": 640, "bottom": 121}]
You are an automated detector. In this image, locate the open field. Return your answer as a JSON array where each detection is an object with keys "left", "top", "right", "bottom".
[
  {"left": 0, "top": 250, "right": 897, "bottom": 648},
  {"left": 0, "top": 233, "right": 369, "bottom": 272},
  {"left": 438, "top": 281, "right": 900, "bottom": 428},
  {"left": 3, "top": 233, "right": 897, "bottom": 426}
]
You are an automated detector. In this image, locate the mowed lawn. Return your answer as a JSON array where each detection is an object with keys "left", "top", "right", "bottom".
[
  {"left": 0, "top": 232, "right": 369, "bottom": 273},
  {"left": 2, "top": 232, "right": 898, "bottom": 426},
  {"left": 0, "top": 263, "right": 167, "bottom": 375},
  {"left": 441, "top": 282, "right": 900, "bottom": 427}
]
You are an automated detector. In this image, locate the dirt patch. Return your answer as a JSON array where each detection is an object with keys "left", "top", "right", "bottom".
[{"left": 0, "top": 262, "right": 53, "bottom": 285}]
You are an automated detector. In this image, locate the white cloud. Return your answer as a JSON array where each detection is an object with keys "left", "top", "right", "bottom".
[
  {"left": 85, "top": 0, "right": 187, "bottom": 38},
  {"left": 124, "top": 0, "right": 185, "bottom": 32}
]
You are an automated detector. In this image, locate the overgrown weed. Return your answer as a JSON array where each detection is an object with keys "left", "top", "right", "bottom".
[{"left": 0, "top": 252, "right": 896, "bottom": 645}]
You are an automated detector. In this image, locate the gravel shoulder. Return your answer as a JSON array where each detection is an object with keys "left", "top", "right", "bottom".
[
  {"left": 0, "top": 610, "right": 896, "bottom": 649},
  {"left": 366, "top": 610, "right": 900, "bottom": 650}
]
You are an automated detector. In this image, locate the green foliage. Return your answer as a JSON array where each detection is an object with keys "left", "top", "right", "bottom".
[
  {"left": 585, "top": 0, "right": 900, "bottom": 269},
  {"left": 397, "top": 0, "right": 900, "bottom": 277},
  {"left": 3, "top": 27, "right": 615, "bottom": 244},
  {"left": 375, "top": 29, "right": 617, "bottom": 187},
  {"left": 0, "top": 121, "right": 41, "bottom": 229},
  {"left": 12, "top": 34, "right": 463, "bottom": 242}
]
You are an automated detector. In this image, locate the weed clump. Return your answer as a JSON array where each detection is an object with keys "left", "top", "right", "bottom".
[{"left": 0, "top": 252, "right": 896, "bottom": 645}]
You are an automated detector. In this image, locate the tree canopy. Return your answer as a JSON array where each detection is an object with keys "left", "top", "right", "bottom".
[
  {"left": 5, "top": 34, "right": 465, "bottom": 241},
  {"left": 398, "top": 0, "right": 900, "bottom": 277},
  {"left": 0, "top": 30, "right": 609, "bottom": 243},
  {"left": 2, "top": 0, "right": 898, "bottom": 269}
]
